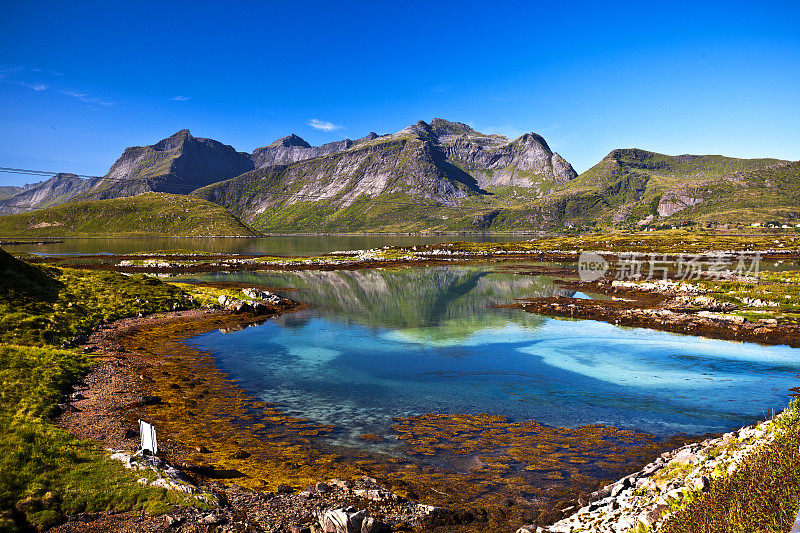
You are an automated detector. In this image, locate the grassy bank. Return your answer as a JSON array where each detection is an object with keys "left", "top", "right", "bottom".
[
  {"left": 0, "top": 345, "right": 209, "bottom": 532},
  {"left": 0, "top": 248, "right": 234, "bottom": 531},
  {"left": 660, "top": 400, "right": 800, "bottom": 533}
]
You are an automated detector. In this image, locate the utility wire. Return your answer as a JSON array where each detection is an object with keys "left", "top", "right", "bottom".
[{"left": 0, "top": 166, "right": 474, "bottom": 210}]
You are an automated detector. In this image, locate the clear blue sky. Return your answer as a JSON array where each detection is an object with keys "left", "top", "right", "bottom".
[{"left": 1, "top": 0, "right": 798, "bottom": 186}]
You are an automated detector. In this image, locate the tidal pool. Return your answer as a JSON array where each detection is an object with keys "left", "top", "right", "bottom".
[{"left": 186, "top": 265, "right": 800, "bottom": 448}]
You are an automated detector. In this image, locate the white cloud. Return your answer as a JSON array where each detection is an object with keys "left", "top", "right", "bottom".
[
  {"left": 59, "top": 90, "right": 118, "bottom": 106},
  {"left": 307, "top": 118, "right": 343, "bottom": 132},
  {"left": 171, "top": 95, "right": 191, "bottom": 102},
  {"left": 21, "top": 82, "right": 47, "bottom": 91}
]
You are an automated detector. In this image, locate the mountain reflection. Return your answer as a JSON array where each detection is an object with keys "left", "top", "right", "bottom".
[{"left": 200, "top": 266, "right": 569, "bottom": 342}]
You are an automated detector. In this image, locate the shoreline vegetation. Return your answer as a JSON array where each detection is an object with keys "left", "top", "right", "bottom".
[{"left": 2, "top": 231, "right": 800, "bottom": 532}]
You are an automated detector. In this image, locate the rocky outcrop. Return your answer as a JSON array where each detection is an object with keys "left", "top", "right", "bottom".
[
  {"left": 193, "top": 133, "right": 479, "bottom": 221},
  {"left": 419, "top": 119, "right": 578, "bottom": 189},
  {"left": 657, "top": 189, "right": 705, "bottom": 217},
  {"left": 192, "top": 119, "right": 578, "bottom": 231},
  {"left": 521, "top": 408, "right": 791, "bottom": 532}
]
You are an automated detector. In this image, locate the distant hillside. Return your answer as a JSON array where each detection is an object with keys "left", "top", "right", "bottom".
[
  {"left": 0, "top": 174, "right": 90, "bottom": 214},
  {"left": 192, "top": 118, "right": 577, "bottom": 232},
  {"left": 0, "top": 193, "right": 259, "bottom": 238},
  {"left": 479, "top": 149, "right": 788, "bottom": 231},
  {"left": 653, "top": 160, "right": 800, "bottom": 226},
  {"left": 0, "top": 186, "right": 23, "bottom": 201}
]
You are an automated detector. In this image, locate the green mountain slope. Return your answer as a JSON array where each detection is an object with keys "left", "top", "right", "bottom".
[
  {"left": 192, "top": 119, "right": 577, "bottom": 232},
  {"left": 654, "top": 160, "right": 800, "bottom": 226},
  {"left": 0, "top": 193, "right": 259, "bottom": 238},
  {"left": 502, "top": 149, "right": 788, "bottom": 230}
]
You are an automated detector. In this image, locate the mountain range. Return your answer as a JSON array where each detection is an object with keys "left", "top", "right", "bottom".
[{"left": 0, "top": 119, "right": 796, "bottom": 234}]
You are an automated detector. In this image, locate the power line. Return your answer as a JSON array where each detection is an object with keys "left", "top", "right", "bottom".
[{"left": 0, "top": 166, "right": 477, "bottom": 210}]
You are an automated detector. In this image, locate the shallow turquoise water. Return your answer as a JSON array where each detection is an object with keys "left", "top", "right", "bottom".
[{"left": 186, "top": 266, "right": 800, "bottom": 445}]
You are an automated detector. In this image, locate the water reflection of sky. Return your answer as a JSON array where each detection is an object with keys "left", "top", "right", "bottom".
[{"left": 186, "top": 266, "right": 800, "bottom": 445}]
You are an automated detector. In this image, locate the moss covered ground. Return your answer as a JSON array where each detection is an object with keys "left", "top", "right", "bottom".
[{"left": 0, "top": 248, "right": 226, "bottom": 531}]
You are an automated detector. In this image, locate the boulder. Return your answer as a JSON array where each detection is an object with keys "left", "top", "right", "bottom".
[
  {"left": 320, "top": 507, "right": 366, "bottom": 533},
  {"left": 693, "top": 475, "right": 711, "bottom": 492}
]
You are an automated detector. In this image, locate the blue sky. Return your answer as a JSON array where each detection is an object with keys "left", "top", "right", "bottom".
[{"left": 0, "top": 0, "right": 798, "bottom": 186}]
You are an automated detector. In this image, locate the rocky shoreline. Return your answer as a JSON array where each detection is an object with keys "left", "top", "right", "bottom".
[{"left": 516, "top": 407, "right": 791, "bottom": 533}]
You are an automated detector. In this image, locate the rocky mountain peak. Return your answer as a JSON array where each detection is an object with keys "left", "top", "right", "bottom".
[
  {"left": 514, "top": 132, "right": 552, "bottom": 153},
  {"left": 153, "top": 129, "right": 194, "bottom": 151},
  {"left": 268, "top": 134, "right": 312, "bottom": 149},
  {"left": 606, "top": 148, "right": 657, "bottom": 162},
  {"left": 429, "top": 118, "right": 475, "bottom": 136},
  {"left": 398, "top": 120, "right": 434, "bottom": 138}
]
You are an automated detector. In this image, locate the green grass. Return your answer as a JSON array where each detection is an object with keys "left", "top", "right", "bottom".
[
  {"left": 0, "top": 248, "right": 227, "bottom": 531},
  {"left": 0, "top": 249, "right": 194, "bottom": 347},
  {"left": 0, "top": 193, "right": 260, "bottom": 238},
  {"left": 659, "top": 401, "right": 800, "bottom": 533},
  {"left": 0, "top": 345, "right": 208, "bottom": 532}
]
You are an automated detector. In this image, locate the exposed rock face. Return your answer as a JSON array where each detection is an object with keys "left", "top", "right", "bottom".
[
  {"left": 0, "top": 173, "right": 90, "bottom": 214},
  {"left": 193, "top": 119, "right": 577, "bottom": 231},
  {"left": 194, "top": 133, "right": 477, "bottom": 219},
  {"left": 657, "top": 189, "right": 705, "bottom": 217},
  {"left": 422, "top": 119, "right": 577, "bottom": 189},
  {"left": 251, "top": 119, "right": 576, "bottom": 188},
  {"left": 83, "top": 129, "right": 254, "bottom": 199},
  {"left": 251, "top": 132, "right": 381, "bottom": 168}
]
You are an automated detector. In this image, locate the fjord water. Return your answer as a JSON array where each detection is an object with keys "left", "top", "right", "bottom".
[
  {"left": 3, "top": 234, "right": 526, "bottom": 256},
  {"left": 186, "top": 265, "right": 800, "bottom": 447}
]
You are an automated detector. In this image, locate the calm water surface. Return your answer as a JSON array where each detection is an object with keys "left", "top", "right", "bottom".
[
  {"left": 184, "top": 265, "right": 800, "bottom": 448},
  {"left": 3, "top": 234, "right": 528, "bottom": 256}
]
